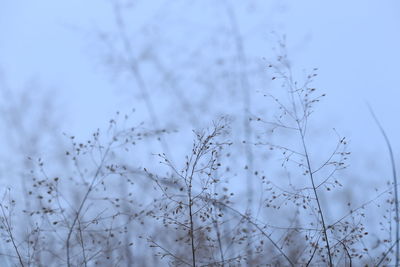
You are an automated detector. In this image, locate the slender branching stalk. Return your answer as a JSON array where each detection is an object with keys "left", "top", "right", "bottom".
[
  {"left": 66, "top": 144, "right": 112, "bottom": 267},
  {"left": 0, "top": 197, "right": 25, "bottom": 267},
  {"left": 299, "top": 127, "right": 333, "bottom": 266}
]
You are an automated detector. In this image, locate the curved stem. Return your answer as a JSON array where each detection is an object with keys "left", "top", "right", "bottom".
[{"left": 369, "top": 104, "right": 399, "bottom": 267}]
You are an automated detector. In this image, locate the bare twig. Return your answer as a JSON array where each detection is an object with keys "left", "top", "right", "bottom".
[
  {"left": 0, "top": 200, "right": 25, "bottom": 267},
  {"left": 66, "top": 144, "right": 112, "bottom": 267}
]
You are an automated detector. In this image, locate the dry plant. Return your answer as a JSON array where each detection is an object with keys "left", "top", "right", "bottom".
[
  {"left": 0, "top": 66, "right": 397, "bottom": 266},
  {"left": 249, "top": 42, "right": 369, "bottom": 266},
  {"left": 0, "top": 111, "right": 166, "bottom": 266},
  {"left": 146, "top": 118, "right": 248, "bottom": 266},
  {"left": 0, "top": 83, "right": 397, "bottom": 266},
  {"left": 0, "top": 37, "right": 399, "bottom": 267}
]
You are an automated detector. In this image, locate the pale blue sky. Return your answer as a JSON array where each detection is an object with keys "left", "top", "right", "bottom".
[{"left": 0, "top": 0, "right": 399, "bottom": 167}]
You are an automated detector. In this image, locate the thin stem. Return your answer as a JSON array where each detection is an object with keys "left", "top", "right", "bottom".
[
  {"left": 213, "top": 215, "right": 225, "bottom": 267},
  {"left": 376, "top": 237, "right": 400, "bottom": 267},
  {"left": 77, "top": 219, "right": 88, "bottom": 267},
  {"left": 369, "top": 104, "right": 399, "bottom": 267},
  {"left": 299, "top": 127, "right": 333, "bottom": 266},
  {"left": 0, "top": 203, "right": 25, "bottom": 267},
  {"left": 66, "top": 145, "right": 111, "bottom": 267},
  {"left": 337, "top": 239, "right": 352, "bottom": 267},
  {"left": 188, "top": 191, "right": 196, "bottom": 267}
]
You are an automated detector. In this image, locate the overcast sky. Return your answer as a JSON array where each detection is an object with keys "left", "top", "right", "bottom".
[{"left": 0, "top": 0, "right": 399, "bottom": 172}]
